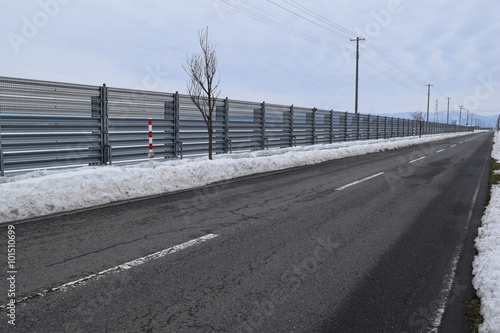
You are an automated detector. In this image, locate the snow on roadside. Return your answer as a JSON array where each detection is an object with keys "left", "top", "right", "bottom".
[
  {"left": 0, "top": 132, "right": 476, "bottom": 223},
  {"left": 473, "top": 131, "right": 500, "bottom": 333}
]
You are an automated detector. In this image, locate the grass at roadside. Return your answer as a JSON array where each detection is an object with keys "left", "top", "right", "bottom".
[
  {"left": 491, "top": 159, "right": 500, "bottom": 185},
  {"left": 466, "top": 298, "right": 483, "bottom": 333}
]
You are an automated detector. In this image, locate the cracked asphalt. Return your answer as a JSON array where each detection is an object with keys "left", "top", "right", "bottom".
[{"left": 0, "top": 132, "right": 492, "bottom": 332}]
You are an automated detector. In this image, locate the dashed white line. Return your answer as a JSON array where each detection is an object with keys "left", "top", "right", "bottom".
[
  {"left": 436, "top": 149, "right": 445, "bottom": 153},
  {"left": 409, "top": 156, "right": 426, "bottom": 163},
  {"left": 0, "top": 233, "right": 219, "bottom": 308},
  {"left": 450, "top": 144, "right": 457, "bottom": 148},
  {"left": 336, "top": 172, "right": 385, "bottom": 191}
]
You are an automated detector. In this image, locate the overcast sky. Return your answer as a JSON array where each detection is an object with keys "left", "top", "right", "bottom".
[{"left": 1, "top": 0, "right": 499, "bottom": 118}]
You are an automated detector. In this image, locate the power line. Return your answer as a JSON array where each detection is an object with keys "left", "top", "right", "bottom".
[
  {"left": 267, "top": 0, "right": 432, "bottom": 91},
  {"left": 357, "top": 46, "right": 429, "bottom": 94},
  {"left": 363, "top": 41, "right": 426, "bottom": 86},
  {"left": 267, "top": 0, "right": 354, "bottom": 39},
  {"left": 277, "top": 0, "right": 358, "bottom": 38},
  {"left": 216, "top": 0, "right": 437, "bottom": 101},
  {"left": 213, "top": 0, "right": 350, "bottom": 53}
]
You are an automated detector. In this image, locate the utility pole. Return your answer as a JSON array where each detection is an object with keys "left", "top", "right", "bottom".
[
  {"left": 459, "top": 105, "right": 464, "bottom": 125},
  {"left": 350, "top": 37, "right": 365, "bottom": 114},
  {"left": 446, "top": 97, "right": 451, "bottom": 124},
  {"left": 426, "top": 84, "right": 433, "bottom": 122}
]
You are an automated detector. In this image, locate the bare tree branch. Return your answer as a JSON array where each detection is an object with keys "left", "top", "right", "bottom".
[
  {"left": 183, "top": 27, "right": 221, "bottom": 160},
  {"left": 411, "top": 111, "right": 425, "bottom": 137}
]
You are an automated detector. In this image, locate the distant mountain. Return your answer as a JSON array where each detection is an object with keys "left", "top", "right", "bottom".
[{"left": 373, "top": 111, "right": 498, "bottom": 128}]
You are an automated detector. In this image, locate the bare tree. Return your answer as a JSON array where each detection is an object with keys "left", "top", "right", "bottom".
[
  {"left": 411, "top": 111, "right": 425, "bottom": 137},
  {"left": 183, "top": 27, "right": 221, "bottom": 160},
  {"left": 451, "top": 120, "right": 457, "bottom": 133}
]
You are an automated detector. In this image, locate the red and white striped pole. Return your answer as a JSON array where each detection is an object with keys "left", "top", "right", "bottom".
[{"left": 148, "top": 118, "right": 154, "bottom": 160}]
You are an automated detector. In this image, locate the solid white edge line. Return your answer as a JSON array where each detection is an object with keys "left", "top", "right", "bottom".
[
  {"left": 336, "top": 172, "right": 385, "bottom": 191},
  {"left": 429, "top": 138, "right": 490, "bottom": 332},
  {"left": 409, "top": 156, "right": 427, "bottom": 163},
  {"left": 0, "top": 233, "right": 219, "bottom": 308}
]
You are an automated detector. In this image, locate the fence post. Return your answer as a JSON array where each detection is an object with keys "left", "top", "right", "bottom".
[
  {"left": 288, "top": 105, "right": 295, "bottom": 147},
  {"left": 0, "top": 149, "right": 3, "bottom": 177},
  {"left": 99, "top": 84, "right": 111, "bottom": 165},
  {"left": 224, "top": 97, "right": 230, "bottom": 153},
  {"left": 173, "top": 92, "right": 181, "bottom": 158},
  {"left": 376, "top": 115, "right": 379, "bottom": 139},
  {"left": 356, "top": 113, "right": 360, "bottom": 140},
  {"left": 215, "top": 97, "right": 228, "bottom": 154},
  {"left": 330, "top": 110, "right": 334, "bottom": 143},
  {"left": 312, "top": 108, "right": 317, "bottom": 144},
  {"left": 0, "top": 115, "right": 3, "bottom": 176},
  {"left": 367, "top": 114, "right": 370, "bottom": 140},
  {"left": 261, "top": 101, "right": 267, "bottom": 150},
  {"left": 344, "top": 111, "right": 348, "bottom": 141},
  {"left": 382, "top": 116, "right": 385, "bottom": 138}
]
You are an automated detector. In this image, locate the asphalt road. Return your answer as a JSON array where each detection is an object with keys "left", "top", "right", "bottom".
[{"left": 0, "top": 132, "right": 492, "bottom": 333}]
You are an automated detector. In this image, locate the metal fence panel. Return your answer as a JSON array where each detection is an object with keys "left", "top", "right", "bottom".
[
  {"left": 109, "top": 117, "right": 176, "bottom": 164},
  {"left": 226, "top": 99, "right": 263, "bottom": 153},
  {"left": 0, "top": 76, "right": 100, "bottom": 116},
  {"left": 0, "top": 114, "right": 102, "bottom": 174},
  {"left": 0, "top": 76, "right": 472, "bottom": 176}
]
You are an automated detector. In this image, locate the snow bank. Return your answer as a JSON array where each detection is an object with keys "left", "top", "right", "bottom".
[
  {"left": 473, "top": 131, "right": 500, "bottom": 333},
  {"left": 0, "top": 132, "right": 475, "bottom": 223}
]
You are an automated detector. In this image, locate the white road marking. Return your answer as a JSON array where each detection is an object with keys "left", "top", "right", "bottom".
[
  {"left": 428, "top": 245, "right": 463, "bottom": 333},
  {"left": 450, "top": 144, "right": 457, "bottom": 147},
  {"left": 436, "top": 149, "right": 445, "bottom": 153},
  {"left": 336, "top": 172, "right": 385, "bottom": 191},
  {"left": 428, "top": 145, "right": 489, "bottom": 332},
  {"left": 409, "top": 156, "right": 426, "bottom": 163},
  {"left": 0, "top": 233, "right": 218, "bottom": 308}
]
